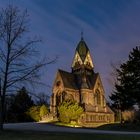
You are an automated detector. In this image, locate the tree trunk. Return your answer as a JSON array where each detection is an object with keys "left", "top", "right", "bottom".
[
  {"left": 0, "top": 78, "right": 3, "bottom": 131},
  {"left": 0, "top": 43, "right": 11, "bottom": 131},
  {"left": 0, "top": 100, "right": 3, "bottom": 131},
  {"left": 0, "top": 95, "right": 5, "bottom": 131},
  {"left": 0, "top": 79, "right": 6, "bottom": 131}
]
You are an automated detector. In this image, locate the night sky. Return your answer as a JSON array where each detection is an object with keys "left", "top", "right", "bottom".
[{"left": 1, "top": 0, "right": 140, "bottom": 101}]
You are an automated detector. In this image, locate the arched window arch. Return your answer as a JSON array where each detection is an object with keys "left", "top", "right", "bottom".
[
  {"left": 62, "top": 91, "right": 74, "bottom": 101},
  {"left": 95, "top": 89, "right": 101, "bottom": 105}
]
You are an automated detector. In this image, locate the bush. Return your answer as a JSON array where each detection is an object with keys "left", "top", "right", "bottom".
[
  {"left": 40, "top": 104, "right": 48, "bottom": 118},
  {"left": 58, "top": 100, "right": 83, "bottom": 123},
  {"left": 26, "top": 106, "right": 40, "bottom": 122},
  {"left": 122, "top": 110, "right": 135, "bottom": 123}
]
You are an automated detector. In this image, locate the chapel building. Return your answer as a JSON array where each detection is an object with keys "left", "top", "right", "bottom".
[{"left": 50, "top": 37, "right": 114, "bottom": 126}]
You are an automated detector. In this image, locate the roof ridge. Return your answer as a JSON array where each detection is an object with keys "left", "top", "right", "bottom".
[{"left": 58, "top": 69, "right": 71, "bottom": 74}]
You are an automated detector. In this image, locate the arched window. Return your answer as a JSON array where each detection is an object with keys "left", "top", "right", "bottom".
[
  {"left": 56, "top": 81, "right": 61, "bottom": 87},
  {"left": 62, "top": 91, "right": 74, "bottom": 101},
  {"left": 95, "top": 89, "right": 101, "bottom": 105}
]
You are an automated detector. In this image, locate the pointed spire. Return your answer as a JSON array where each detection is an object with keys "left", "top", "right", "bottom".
[{"left": 81, "top": 31, "right": 84, "bottom": 41}]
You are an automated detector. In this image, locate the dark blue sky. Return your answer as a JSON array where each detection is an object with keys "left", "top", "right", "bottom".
[{"left": 1, "top": 0, "right": 140, "bottom": 101}]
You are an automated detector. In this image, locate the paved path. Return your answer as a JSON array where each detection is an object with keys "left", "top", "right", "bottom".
[{"left": 4, "top": 122, "right": 140, "bottom": 135}]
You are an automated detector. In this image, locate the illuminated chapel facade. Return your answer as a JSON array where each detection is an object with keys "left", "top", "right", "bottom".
[{"left": 50, "top": 37, "right": 114, "bottom": 126}]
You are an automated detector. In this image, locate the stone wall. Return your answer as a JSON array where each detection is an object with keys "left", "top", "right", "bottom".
[{"left": 78, "top": 112, "right": 114, "bottom": 127}]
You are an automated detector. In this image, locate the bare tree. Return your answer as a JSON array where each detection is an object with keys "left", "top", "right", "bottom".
[
  {"left": 107, "top": 61, "right": 121, "bottom": 89},
  {"left": 0, "top": 5, "right": 55, "bottom": 130}
]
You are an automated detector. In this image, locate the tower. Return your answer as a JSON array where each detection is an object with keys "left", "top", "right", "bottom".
[{"left": 71, "top": 37, "right": 94, "bottom": 106}]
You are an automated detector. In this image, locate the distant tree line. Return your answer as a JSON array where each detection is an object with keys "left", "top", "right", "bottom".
[{"left": 5, "top": 87, "right": 49, "bottom": 123}]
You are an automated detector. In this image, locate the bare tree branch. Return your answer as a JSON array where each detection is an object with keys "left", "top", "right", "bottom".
[{"left": 0, "top": 5, "right": 56, "bottom": 130}]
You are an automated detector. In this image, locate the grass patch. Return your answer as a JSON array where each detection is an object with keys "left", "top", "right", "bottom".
[
  {"left": 54, "top": 122, "right": 140, "bottom": 132},
  {"left": 96, "top": 123, "right": 140, "bottom": 132},
  {"left": 55, "top": 121, "right": 80, "bottom": 127},
  {"left": 0, "top": 130, "right": 140, "bottom": 140}
]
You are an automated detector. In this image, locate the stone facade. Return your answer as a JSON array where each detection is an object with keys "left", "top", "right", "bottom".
[{"left": 50, "top": 37, "right": 114, "bottom": 126}]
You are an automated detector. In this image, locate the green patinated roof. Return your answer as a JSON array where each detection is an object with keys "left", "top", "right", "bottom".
[{"left": 76, "top": 39, "right": 89, "bottom": 62}]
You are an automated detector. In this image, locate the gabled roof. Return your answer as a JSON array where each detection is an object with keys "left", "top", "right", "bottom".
[
  {"left": 86, "top": 73, "right": 99, "bottom": 89},
  {"left": 58, "top": 69, "right": 78, "bottom": 90},
  {"left": 58, "top": 69, "right": 99, "bottom": 90}
]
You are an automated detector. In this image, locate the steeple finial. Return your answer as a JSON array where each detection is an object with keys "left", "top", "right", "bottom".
[{"left": 81, "top": 31, "right": 84, "bottom": 40}]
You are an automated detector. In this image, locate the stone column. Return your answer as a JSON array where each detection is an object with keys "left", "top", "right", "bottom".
[
  {"left": 53, "top": 94, "right": 56, "bottom": 114},
  {"left": 94, "top": 94, "right": 97, "bottom": 106},
  {"left": 101, "top": 95, "right": 104, "bottom": 107},
  {"left": 95, "top": 106, "right": 98, "bottom": 112},
  {"left": 50, "top": 96, "right": 52, "bottom": 113}
]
